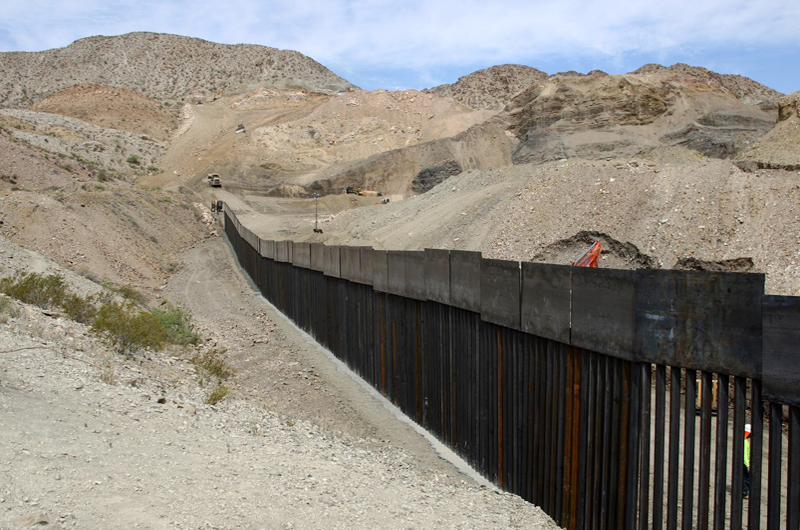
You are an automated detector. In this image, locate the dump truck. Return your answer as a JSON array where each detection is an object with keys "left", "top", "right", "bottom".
[{"left": 207, "top": 174, "right": 221, "bottom": 187}]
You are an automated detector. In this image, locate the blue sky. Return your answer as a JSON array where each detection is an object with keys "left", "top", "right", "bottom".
[{"left": 1, "top": 0, "right": 799, "bottom": 94}]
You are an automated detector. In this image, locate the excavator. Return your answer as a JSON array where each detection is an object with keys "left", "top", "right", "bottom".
[
  {"left": 345, "top": 186, "right": 382, "bottom": 197},
  {"left": 572, "top": 241, "right": 601, "bottom": 267}
]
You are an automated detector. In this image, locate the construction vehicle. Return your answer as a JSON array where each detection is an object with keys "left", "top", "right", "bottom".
[
  {"left": 235, "top": 123, "right": 246, "bottom": 134},
  {"left": 572, "top": 241, "right": 601, "bottom": 267},
  {"left": 207, "top": 174, "right": 221, "bottom": 187},
  {"left": 345, "top": 186, "right": 382, "bottom": 197},
  {"left": 210, "top": 200, "right": 223, "bottom": 213}
]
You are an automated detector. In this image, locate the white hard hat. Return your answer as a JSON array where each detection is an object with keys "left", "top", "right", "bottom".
[{"left": 745, "top": 423, "right": 751, "bottom": 432}]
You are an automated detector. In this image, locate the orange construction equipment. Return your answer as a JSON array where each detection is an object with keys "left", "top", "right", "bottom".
[{"left": 572, "top": 241, "right": 602, "bottom": 267}]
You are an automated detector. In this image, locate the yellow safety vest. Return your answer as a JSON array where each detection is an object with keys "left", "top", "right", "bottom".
[{"left": 744, "top": 438, "right": 751, "bottom": 469}]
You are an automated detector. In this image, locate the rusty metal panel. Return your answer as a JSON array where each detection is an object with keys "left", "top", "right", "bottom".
[
  {"left": 324, "top": 245, "right": 341, "bottom": 278},
  {"left": 635, "top": 270, "right": 763, "bottom": 378},
  {"left": 373, "top": 250, "right": 389, "bottom": 293},
  {"left": 387, "top": 250, "right": 407, "bottom": 297},
  {"left": 763, "top": 295, "right": 800, "bottom": 406},
  {"left": 788, "top": 407, "right": 800, "bottom": 530},
  {"left": 481, "top": 258, "right": 521, "bottom": 330},
  {"left": 571, "top": 267, "right": 637, "bottom": 361},
  {"left": 405, "top": 251, "right": 426, "bottom": 301},
  {"left": 292, "top": 242, "right": 311, "bottom": 269},
  {"left": 450, "top": 250, "right": 481, "bottom": 313},
  {"left": 310, "top": 243, "right": 325, "bottom": 271},
  {"left": 341, "top": 246, "right": 360, "bottom": 282},
  {"left": 287, "top": 240, "right": 293, "bottom": 264},
  {"left": 521, "top": 262, "right": 571, "bottom": 344},
  {"left": 357, "top": 247, "right": 374, "bottom": 286},
  {"left": 425, "top": 248, "right": 450, "bottom": 305}
]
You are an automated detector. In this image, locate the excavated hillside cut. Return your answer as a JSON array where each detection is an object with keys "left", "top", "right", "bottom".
[
  {"left": 507, "top": 66, "right": 779, "bottom": 164},
  {"left": 735, "top": 90, "right": 800, "bottom": 171}
]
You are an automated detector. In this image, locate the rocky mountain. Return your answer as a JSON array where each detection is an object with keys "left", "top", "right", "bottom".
[
  {"left": 735, "top": 90, "right": 800, "bottom": 171},
  {"left": 507, "top": 66, "right": 780, "bottom": 164},
  {"left": 631, "top": 63, "right": 782, "bottom": 110},
  {"left": 0, "top": 32, "right": 356, "bottom": 108},
  {"left": 425, "top": 64, "right": 548, "bottom": 110}
]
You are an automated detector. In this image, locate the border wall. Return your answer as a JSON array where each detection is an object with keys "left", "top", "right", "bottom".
[{"left": 223, "top": 206, "right": 799, "bottom": 530}]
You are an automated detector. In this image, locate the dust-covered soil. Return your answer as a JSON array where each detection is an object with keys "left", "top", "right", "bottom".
[
  {"left": 0, "top": 234, "right": 557, "bottom": 530},
  {"left": 31, "top": 85, "right": 181, "bottom": 143}
]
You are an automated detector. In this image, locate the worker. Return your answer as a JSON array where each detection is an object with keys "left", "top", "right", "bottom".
[{"left": 744, "top": 423, "right": 751, "bottom": 497}]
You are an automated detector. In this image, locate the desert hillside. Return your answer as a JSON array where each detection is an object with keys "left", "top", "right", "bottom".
[
  {"left": 425, "top": 64, "right": 549, "bottom": 110},
  {"left": 0, "top": 32, "right": 355, "bottom": 108},
  {"left": 0, "top": 123, "right": 213, "bottom": 291},
  {"left": 0, "top": 34, "right": 795, "bottom": 295}
]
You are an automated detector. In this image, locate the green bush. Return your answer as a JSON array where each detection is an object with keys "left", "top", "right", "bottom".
[
  {"left": 92, "top": 300, "right": 167, "bottom": 355},
  {"left": 105, "top": 283, "right": 147, "bottom": 305},
  {"left": 1, "top": 271, "right": 204, "bottom": 357},
  {"left": 191, "top": 348, "right": 234, "bottom": 386},
  {"left": 126, "top": 155, "right": 140, "bottom": 165},
  {"left": 62, "top": 292, "right": 98, "bottom": 324},
  {"left": 205, "top": 384, "right": 229, "bottom": 405},
  {"left": 0, "top": 272, "right": 67, "bottom": 309},
  {"left": 151, "top": 302, "right": 200, "bottom": 346},
  {"left": 191, "top": 348, "right": 235, "bottom": 405}
]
